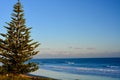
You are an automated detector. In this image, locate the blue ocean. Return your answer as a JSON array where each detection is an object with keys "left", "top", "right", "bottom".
[{"left": 30, "top": 58, "right": 120, "bottom": 78}]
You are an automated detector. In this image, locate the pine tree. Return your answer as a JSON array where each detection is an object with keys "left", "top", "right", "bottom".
[{"left": 0, "top": 0, "right": 40, "bottom": 75}]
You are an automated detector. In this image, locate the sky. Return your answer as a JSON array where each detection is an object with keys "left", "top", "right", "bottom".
[{"left": 0, "top": 0, "right": 120, "bottom": 58}]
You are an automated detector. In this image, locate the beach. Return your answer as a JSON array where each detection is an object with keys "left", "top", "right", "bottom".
[
  {"left": 30, "top": 58, "right": 120, "bottom": 80},
  {"left": 31, "top": 68, "right": 120, "bottom": 80}
]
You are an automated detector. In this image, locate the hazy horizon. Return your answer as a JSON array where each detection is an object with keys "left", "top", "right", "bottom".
[{"left": 0, "top": 0, "right": 120, "bottom": 58}]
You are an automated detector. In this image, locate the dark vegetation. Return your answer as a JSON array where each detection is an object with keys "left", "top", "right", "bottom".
[{"left": 0, "top": 74, "right": 55, "bottom": 80}]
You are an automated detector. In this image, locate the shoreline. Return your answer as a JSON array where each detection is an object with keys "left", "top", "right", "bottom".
[
  {"left": 30, "top": 69, "right": 120, "bottom": 80},
  {"left": 27, "top": 74, "right": 57, "bottom": 80}
]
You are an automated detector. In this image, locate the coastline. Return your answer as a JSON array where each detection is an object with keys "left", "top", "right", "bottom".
[
  {"left": 30, "top": 69, "right": 120, "bottom": 80},
  {"left": 27, "top": 74, "right": 57, "bottom": 80}
]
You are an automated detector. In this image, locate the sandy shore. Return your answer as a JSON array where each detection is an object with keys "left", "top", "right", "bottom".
[{"left": 30, "top": 69, "right": 120, "bottom": 80}]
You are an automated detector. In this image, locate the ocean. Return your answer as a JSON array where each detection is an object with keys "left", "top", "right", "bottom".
[{"left": 30, "top": 58, "right": 120, "bottom": 78}]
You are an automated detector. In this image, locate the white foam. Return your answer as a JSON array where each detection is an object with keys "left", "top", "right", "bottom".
[
  {"left": 43, "top": 65, "right": 118, "bottom": 72},
  {"left": 75, "top": 67, "right": 118, "bottom": 72},
  {"left": 67, "top": 61, "right": 75, "bottom": 65},
  {"left": 107, "top": 65, "right": 120, "bottom": 68}
]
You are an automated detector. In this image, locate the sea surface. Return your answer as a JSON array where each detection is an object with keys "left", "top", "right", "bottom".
[{"left": 30, "top": 58, "right": 120, "bottom": 78}]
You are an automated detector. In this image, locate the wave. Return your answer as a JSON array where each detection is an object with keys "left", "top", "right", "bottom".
[
  {"left": 106, "top": 65, "right": 120, "bottom": 69},
  {"left": 76, "top": 67, "right": 118, "bottom": 72},
  {"left": 66, "top": 61, "right": 75, "bottom": 65},
  {"left": 44, "top": 65, "right": 119, "bottom": 72}
]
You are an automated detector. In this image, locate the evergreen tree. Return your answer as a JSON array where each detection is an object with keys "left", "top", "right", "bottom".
[{"left": 0, "top": 0, "right": 40, "bottom": 75}]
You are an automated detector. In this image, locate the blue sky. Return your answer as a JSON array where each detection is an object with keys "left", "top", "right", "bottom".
[{"left": 0, "top": 0, "right": 120, "bottom": 58}]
